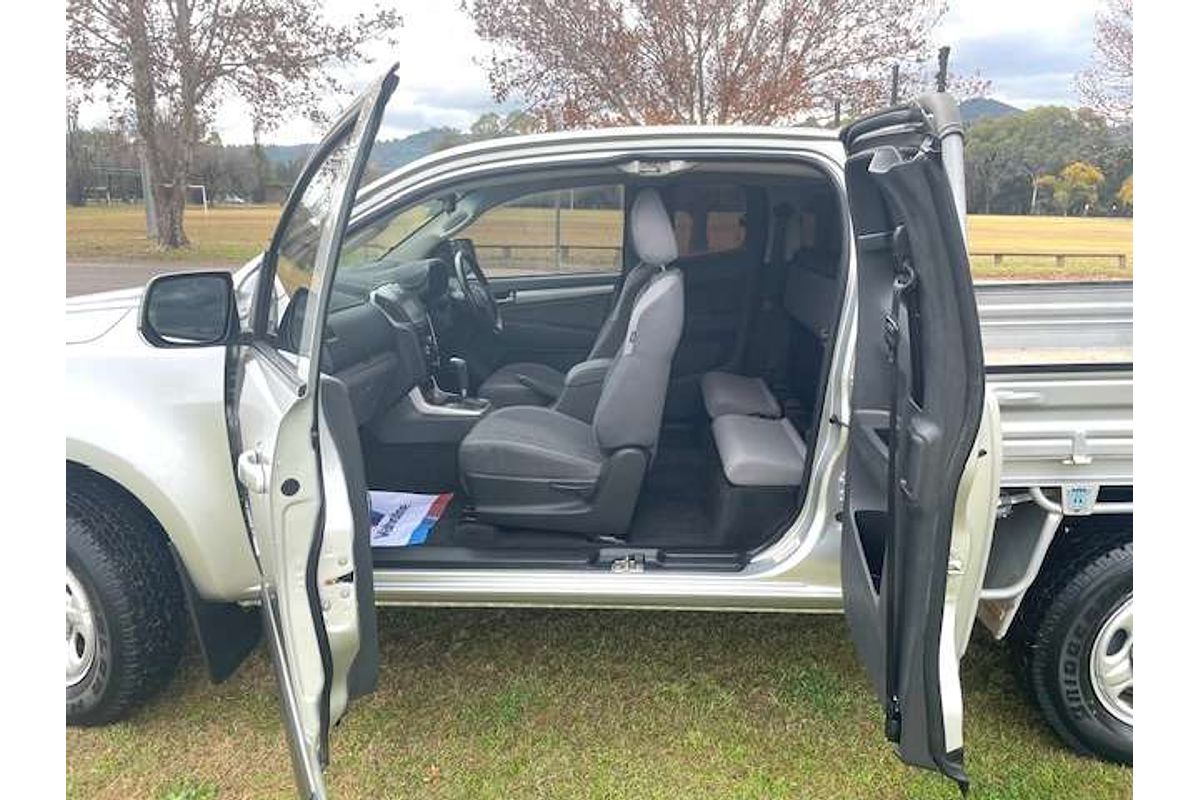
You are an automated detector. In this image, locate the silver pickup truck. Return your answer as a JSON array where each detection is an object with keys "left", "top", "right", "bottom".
[{"left": 64, "top": 65, "right": 1133, "bottom": 797}]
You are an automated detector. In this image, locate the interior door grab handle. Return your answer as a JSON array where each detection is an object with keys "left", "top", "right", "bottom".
[
  {"left": 493, "top": 290, "right": 516, "bottom": 305},
  {"left": 237, "top": 450, "right": 270, "bottom": 494}
]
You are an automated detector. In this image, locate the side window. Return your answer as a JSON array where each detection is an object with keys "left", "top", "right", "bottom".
[
  {"left": 262, "top": 128, "right": 358, "bottom": 365},
  {"left": 460, "top": 185, "right": 625, "bottom": 277},
  {"left": 670, "top": 184, "right": 747, "bottom": 258}
]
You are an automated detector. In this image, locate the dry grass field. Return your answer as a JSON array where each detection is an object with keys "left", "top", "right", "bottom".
[
  {"left": 66, "top": 205, "right": 1132, "bottom": 281},
  {"left": 966, "top": 215, "right": 1132, "bottom": 280}
]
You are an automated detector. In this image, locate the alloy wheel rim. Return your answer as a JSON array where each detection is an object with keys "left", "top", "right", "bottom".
[
  {"left": 1089, "top": 596, "right": 1133, "bottom": 725},
  {"left": 66, "top": 568, "right": 97, "bottom": 688}
]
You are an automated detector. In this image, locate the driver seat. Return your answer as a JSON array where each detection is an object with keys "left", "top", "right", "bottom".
[
  {"left": 458, "top": 189, "right": 684, "bottom": 536},
  {"left": 476, "top": 188, "right": 672, "bottom": 408}
]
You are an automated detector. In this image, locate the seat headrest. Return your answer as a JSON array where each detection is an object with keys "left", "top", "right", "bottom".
[{"left": 630, "top": 188, "right": 678, "bottom": 267}]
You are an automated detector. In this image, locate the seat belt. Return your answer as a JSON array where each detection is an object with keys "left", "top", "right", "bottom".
[{"left": 754, "top": 203, "right": 794, "bottom": 392}]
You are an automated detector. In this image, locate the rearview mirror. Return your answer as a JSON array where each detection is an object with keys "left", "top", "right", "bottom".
[{"left": 139, "top": 271, "right": 237, "bottom": 348}]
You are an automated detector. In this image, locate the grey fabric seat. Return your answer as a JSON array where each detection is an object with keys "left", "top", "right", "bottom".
[
  {"left": 701, "top": 371, "right": 781, "bottom": 419},
  {"left": 711, "top": 415, "right": 808, "bottom": 487},
  {"left": 475, "top": 362, "right": 568, "bottom": 408},
  {"left": 478, "top": 262, "right": 660, "bottom": 408},
  {"left": 699, "top": 212, "right": 841, "bottom": 421},
  {"left": 459, "top": 189, "right": 685, "bottom": 536},
  {"left": 458, "top": 405, "right": 604, "bottom": 481}
]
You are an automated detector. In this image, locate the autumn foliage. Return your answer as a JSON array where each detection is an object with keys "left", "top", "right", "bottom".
[{"left": 465, "top": 0, "right": 949, "bottom": 129}]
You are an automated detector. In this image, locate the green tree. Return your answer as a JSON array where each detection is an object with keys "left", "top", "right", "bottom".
[
  {"left": 1116, "top": 175, "right": 1133, "bottom": 209},
  {"left": 965, "top": 106, "right": 1110, "bottom": 215},
  {"left": 1045, "top": 161, "right": 1105, "bottom": 215}
]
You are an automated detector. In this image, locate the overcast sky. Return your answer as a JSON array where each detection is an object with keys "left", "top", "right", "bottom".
[{"left": 78, "top": 0, "right": 1104, "bottom": 146}]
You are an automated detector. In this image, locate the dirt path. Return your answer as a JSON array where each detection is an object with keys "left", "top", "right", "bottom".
[{"left": 66, "top": 259, "right": 242, "bottom": 297}]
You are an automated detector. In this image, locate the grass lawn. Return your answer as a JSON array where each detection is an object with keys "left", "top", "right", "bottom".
[
  {"left": 66, "top": 205, "right": 1132, "bottom": 281},
  {"left": 966, "top": 215, "right": 1132, "bottom": 280},
  {"left": 66, "top": 205, "right": 281, "bottom": 264},
  {"left": 66, "top": 608, "right": 1131, "bottom": 800}
]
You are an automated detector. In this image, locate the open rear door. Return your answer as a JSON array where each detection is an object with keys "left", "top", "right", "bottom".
[
  {"left": 839, "top": 96, "right": 1002, "bottom": 791},
  {"left": 226, "top": 66, "right": 397, "bottom": 798}
]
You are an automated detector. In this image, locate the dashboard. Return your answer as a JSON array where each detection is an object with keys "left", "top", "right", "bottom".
[{"left": 313, "top": 257, "right": 453, "bottom": 425}]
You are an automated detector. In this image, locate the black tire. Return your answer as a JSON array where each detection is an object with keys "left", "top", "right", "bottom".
[
  {"left": 66, "top": 470, "right": 186, "bottom": 726},
  {"left": 1015, "top": 541, "right": 1132, "bottom": 764}
]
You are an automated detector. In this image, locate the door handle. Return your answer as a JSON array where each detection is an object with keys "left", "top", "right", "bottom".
[
  {"left": 993, "top": 389, "right": 1044, "bottom": 405},
  {"left": 237, "top": 450, "right": 269, "bottom": 494},
  {"left": 493, "top": 290, "right": 516, "bottom": 305}
]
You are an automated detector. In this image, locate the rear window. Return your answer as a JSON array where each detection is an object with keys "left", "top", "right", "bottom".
[{"left": 669, "top": 185, "right": 747, "bottom": 257}]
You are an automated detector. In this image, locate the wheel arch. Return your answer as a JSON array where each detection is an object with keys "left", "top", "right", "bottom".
[
  {"left": 67, "top": 437, "right": 258, "bottom": 603},
  {"left": 66, "top": 458, "right": 262, "bottom": 683}
]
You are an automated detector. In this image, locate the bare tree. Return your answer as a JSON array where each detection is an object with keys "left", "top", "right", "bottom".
[
  {"left": 1077, "top": 0, "right": 1132, "bottom": 124},
  {"left": 465, "top": 0, "right": 948, "bottom": 129},
  {"left": 67, "top": 1, "right": 402, "bottom": 248}
]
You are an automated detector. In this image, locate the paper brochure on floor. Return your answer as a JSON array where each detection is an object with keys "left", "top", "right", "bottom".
[{"left": 368, "top": 491, "right": 452, "bottom": 547}]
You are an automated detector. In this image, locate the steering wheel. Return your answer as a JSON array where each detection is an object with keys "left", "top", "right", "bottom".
[{"left": 452, "top": 240, "right": 503, "bottom": 334}]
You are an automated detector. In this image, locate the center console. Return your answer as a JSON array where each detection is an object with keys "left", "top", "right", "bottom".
[{"left": 366, "top": 282, "right": 490, "bottom": 492}]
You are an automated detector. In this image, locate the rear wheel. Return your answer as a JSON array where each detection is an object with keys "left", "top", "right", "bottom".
[
  {"left": 1015, "top": 541, "right": 1132, "bottom": 764},
  {"left": 66, "top": 470, "right": 186, "bottom": 726}
]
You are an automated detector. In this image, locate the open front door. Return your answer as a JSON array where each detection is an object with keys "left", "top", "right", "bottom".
[
  {"left": 839, "top": 96, "right": 1002, "bottom": 790},
  {"left": 226, "top": 66, "right": 397, "bottom": 798}
]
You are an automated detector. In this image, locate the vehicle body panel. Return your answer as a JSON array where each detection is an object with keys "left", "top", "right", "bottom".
[
  {"left": 65, "top": 127, "right": 1131, "bottom": 617},
  {"left": 66, "top": 307, "right": 259, "bottom": 600}
]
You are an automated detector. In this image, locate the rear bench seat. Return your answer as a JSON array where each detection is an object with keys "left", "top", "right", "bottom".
[
  {"left": 705, "top": 413, "right": 808, "bottom": 547},
  {"left": 711, "top": 414, "right": 807, "bottom": 486},
  {"left": 700, "top": 371, "right": 781, "bottom": 419}
]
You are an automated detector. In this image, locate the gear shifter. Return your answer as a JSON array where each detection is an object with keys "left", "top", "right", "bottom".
[{"left": 449, "top": 356, "right": 470, "bottom": 398}]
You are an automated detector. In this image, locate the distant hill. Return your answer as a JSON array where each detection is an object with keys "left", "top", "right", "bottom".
[
  {"left": 257, "top": 99, "right": 1033, "bottom": 170},
  {"left": 960, "top": 97, "right": 1022, "bottom": 124},
  {"left": 262, "top": 127, "right": 455, "bottom": 171}
]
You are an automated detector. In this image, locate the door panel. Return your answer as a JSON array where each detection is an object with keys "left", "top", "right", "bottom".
[
  {"left": 483, "top": 273, "right": 618, "bottom": 371},
  {"left": 840, "top": 98, "right": 999, "bottom": 790},
  {"left": 229, "top": 66, "right": 396, "bottom": 799}
]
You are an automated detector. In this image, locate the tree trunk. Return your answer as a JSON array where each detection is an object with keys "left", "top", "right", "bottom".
[
  {"left": 1029, "top": 178, "right": 1039, "bottom": 215},
  {"left": 154, "top": 179, "right": 189, "bottom": 248},
  {"left": 251, "top": 121, "right": 268, "bottom": 204}
]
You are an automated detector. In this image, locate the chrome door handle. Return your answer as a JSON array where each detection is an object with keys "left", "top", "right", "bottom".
[{"left": 237, "top": 450, "right": 269, "bottom": 494}]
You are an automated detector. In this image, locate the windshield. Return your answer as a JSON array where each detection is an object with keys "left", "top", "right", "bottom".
[{"left": 338, "top": 199, "right": 443, "bottom": 268}]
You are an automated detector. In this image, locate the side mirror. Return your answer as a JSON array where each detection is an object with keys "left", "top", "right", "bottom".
[{"left": 139, "top": 271, "right": 237, "bottom": 348}]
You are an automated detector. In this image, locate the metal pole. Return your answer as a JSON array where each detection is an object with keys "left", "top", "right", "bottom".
[
  {"left": 936, "top": 46, "right": 950, "bottom": 93},
  {"left": 834, "top": 100, "right": 841, "bottom": 127},
  {"left": 890, "top": 64, "right": 900, "bottom": 105}
]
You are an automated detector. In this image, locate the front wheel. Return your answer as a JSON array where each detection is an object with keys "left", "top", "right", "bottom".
[
  {"left": 1018, "top": 542, "right": 1133, "bottom": 764},
  {"left": 66, "top": 471, "right": 186, "bottom": 725}
]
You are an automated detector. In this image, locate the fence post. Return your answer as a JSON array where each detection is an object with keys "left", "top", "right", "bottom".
[
  {"left": 993, "top": 254, "right": 1003, "bottom": 269},
  {"left": 1055, "top": 255, "right": 1066, "bottom": 270},
  {"left": 554, "top": 192, "right": 563, "bottom": 271},
  {"left": 1117, "top": 254, "right": 1127, "bottom": 270}
]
